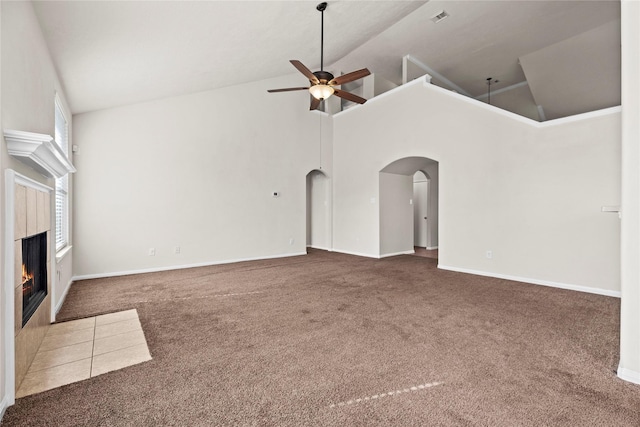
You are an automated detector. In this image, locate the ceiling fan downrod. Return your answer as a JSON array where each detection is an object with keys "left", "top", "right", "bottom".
[{"left": 317, "top": 2, "right": 327, "bottom": 71}]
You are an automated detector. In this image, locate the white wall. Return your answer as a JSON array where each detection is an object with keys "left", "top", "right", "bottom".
[
  {"left": 618, "top": 0, "right": 640, "bottom": 385},
  {"left": 1, "top": 0, "right": 74, "bottom": 410},
  {"left": 423, "top": 162, "right": 439, "bottom": 248},
  {"left": 379, "top": 172, "right": 413, "bottom": 256},
  {"left": 333, "top": 79, "right": 621, "bottom": 295},
  {"left": 72, "top": 76, "right": 328, "bottom": 278}
]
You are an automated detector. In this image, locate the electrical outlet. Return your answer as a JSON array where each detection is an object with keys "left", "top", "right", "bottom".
[
  {"left": 486, "top": 250, "right": 493, "bottom": 259},
  {"left": 149, "top": 248, "right": 156, "bottom": 256},
  {"left": 174, "top": 246, "right": 181, "bottom": 254}
]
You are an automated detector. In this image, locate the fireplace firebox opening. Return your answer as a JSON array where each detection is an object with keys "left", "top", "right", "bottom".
[{"left": 22, "top": 232, "right": 48, "bottom": 327}]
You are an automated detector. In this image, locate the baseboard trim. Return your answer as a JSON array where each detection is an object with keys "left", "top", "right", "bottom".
[
  {"left": 331, "top": 248, "right": 379, "bottom": 259},
  {"left": 306, "top": 245, "right": 331, "bottom": 251},
  {"left": 617, "top": 367, "right": 640, "bottom": 385},
  {"left": 437, "top": 265, "right": 621, "bottom": 298},
  {"left": 72, "top": 252, "right": 308, "bottom": 281},
  {"left": 1, "top": 394, "right": 10, "bottom": 423},
  {"left": 380, "top": 250, "right": 415, "bottom": 258},
  {"left": 426, "top": 246, "right": 438, "bottom": 250},
  {"left": 54, "top": 279, "right": 74, "bottom": 316}
]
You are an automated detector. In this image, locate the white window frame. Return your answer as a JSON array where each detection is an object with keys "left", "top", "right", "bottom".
[{"left": 54, "top": 95, "right": 70, "bottom": 252}]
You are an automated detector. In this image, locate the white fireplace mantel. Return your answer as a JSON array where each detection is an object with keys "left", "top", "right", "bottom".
[{"left": 4, "top": 129, "right": 76, "bottom": 178}]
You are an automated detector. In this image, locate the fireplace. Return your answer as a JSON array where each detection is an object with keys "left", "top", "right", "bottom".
[
  {"left": 6, "top": 130, "right": 75, "bottom": 396},
  {"left": 21, "top": 232, "right": 48, "bottom": 327}
]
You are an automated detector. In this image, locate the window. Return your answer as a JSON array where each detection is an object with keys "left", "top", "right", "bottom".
[{"left": 54, "top": 97, "right": 70, "bottom": 251}]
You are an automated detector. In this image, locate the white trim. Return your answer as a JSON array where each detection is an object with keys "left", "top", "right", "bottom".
[
  {"left": 330, "top": 248, "right": 379, "bottom": 259},
  {"left": 0, "top": 395, "right": 10, "bottom": 422},
  {"left": 72, "top": 252, "right": 308, "bottom": 281},
  {"left": 333, "top": 77, "right": 425, "bottom": 118},
  {"left": 4, "top": 129, "right": 76, "bottom": 178},
  {"left": 617, "top": 367, "right": 640, "bottom": 385},
  {"left": 539, "top": 105, "right": 622, "bottom": 127},
  {"left": 54, "top": 279, "right": 74, "bottom": 316},
  {"left": 306, "top": 245, "right": 331, "bottom": 251},
  {"left": 426, "top": 246, "right": 439, "bottom": 250},
  {"left": 404, "top": 55, "right": 471, "bottom": 96},
  {"left": 437, "top": 264, "right": 621, "bottom": 298},
  {"left": 14, "top": 173, "right": 53, "bottom": 193},
  {"left": 421, "top": 79, "right": 622, "bottom": 128},
  {"left": 332, "top": 74, "right": 621, "bottom": 127},
  {"left": 379, "top": 250, "right": 415, "bottom": 258},
  {"left": 3, "top": 171, "right": 17, "bottom": 408},
  {"left": 55, "top": 245, "right": 72, "bottom": 263}
]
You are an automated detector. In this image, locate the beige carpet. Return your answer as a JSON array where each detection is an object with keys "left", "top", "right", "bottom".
[{"left": 4, "top": 249, "right": 640, "bottom": 426}]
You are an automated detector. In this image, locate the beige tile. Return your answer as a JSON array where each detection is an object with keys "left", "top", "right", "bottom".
[
  {"left": 15, "top": 185, "right": 27, "bottom": 240},
  {"left": 91, "top": 344, "right": 151, "bottom": 377},
  {"left": 15, "top": 286, "right": 22, "bottom": 337},
  {"left": 39, "top": 327, "right": 94, "bottom": 352},
  {"left": 16, "top": 358, "right": 91, "bottom": 398},
  {"left": 36, "top": 190, "right": 46, "bottom": 234},
  {"left": 94, "top": 318, "right": 141, "bottom": 340},
  {"left": 36, "top": 295, "right": 51, "bottom": 338},
  {"left": 43, "top": 192, "right": 51, "bottom": 232},
  {"left": 27, "top": 297, "right": 51, "bottom": 361},
  {"left": 14, "top": 240, "right": 22, "bottom": 288},
  {"left": 47, "top": 262, "right": 52, "bottom": 292},
  {"left": 48, "top": 317, "right": 95, "bottom": 336},
  {"left": 24, "top": 320, "right": 41, "bottom": 370},
  {"left": 29, "top": 341, "right": 93, "bottom": 372},
  {"left": 26, "top": 187, "right": 37, "bottom": 237},
  {"left": 95, "top": 309, "right": 139, "bottom": 326},
  {"left": 15, "top": 332, "right": 28, "bottom": 392},
  {"left": 93, "top": 329, "right": 147, "bottom": 356}
]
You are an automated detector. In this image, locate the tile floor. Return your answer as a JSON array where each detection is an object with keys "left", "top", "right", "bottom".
[{"left": 16, "top": 309, "right": 152, "bottom": 398}]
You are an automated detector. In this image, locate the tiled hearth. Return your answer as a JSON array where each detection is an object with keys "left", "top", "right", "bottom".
[{"left": 16, "top": 309, "right": 151, "bottom": 398}]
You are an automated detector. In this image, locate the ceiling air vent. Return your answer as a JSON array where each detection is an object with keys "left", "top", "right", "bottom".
[{"left": 431, "top": 10, "right": 449, "bottom": 23}]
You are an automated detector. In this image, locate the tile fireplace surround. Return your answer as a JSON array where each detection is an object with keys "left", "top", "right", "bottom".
[{"left": 13, "top": 181, "right": 52, "bottom": 392}]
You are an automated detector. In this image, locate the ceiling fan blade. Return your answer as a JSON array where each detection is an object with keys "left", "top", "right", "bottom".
[
  {"left": 309, "top": 97, "right": 321, "bottom": 111},
  {"left": 291, "top": 60, "right": 319, "bottom": 84},
  {"left": 333, "top": 89, "right": 367, "bottom": 104},
  {"left": 329, "top": 68, "right": 371, "bottom": 86},
  {"left": 267, "top": 87, "right": 309, "bottom": 93}
]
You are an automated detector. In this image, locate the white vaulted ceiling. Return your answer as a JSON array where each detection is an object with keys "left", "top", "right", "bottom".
[
  {"left": 32, "top": 1, "right": 426, "bottom": 114},
  {"left": 32, "top": 1, "right": 621, "bottom": 118}
]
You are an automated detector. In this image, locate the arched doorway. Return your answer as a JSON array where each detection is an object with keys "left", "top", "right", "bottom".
[
  {"left": 379, "top": 157, "right": 439, "bottom": 258},
  {"left": 306, "top": 170, "right": 331, "bottom": 251}
]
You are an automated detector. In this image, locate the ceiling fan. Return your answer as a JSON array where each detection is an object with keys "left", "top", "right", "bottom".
[{"left": 268, "top": 2, "right": 371, "bottom": 110}]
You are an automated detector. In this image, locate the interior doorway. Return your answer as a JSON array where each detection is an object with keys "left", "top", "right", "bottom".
[
  {"left": 379, "top": 157, "right": 439, "bottom": 258},
  {"left": 306, "top": 169, "right": 331, "bottom": 251}
]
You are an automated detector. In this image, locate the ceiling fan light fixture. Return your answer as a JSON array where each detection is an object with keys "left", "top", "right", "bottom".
[
  {"left": 267, "top": 2, "right": 370, "bottom": 109},
  {"left": 309, "top": 84, "right": 334, "bottom": 100}
]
